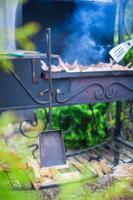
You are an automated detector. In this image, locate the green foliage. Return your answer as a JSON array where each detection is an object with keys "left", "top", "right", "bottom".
[
  {"left": 0, "top": 189, "right": 42, "bottom": 200},
  {"left": 0, "top": 4, "right": 42, "bottom": 198},
  {"left": 36, "top": 108, "right": 47, "bottom": 125},
  {"left": 0, "top": 21, "right": 40, "bottom": 70},
  {"left": 53, "top": 104, "right": 108, "bottom": 148},
  {"left": 0, "top": 59, "right": 13, "bottom": 73},
  {"left": 0, "top": 149, "right": 38, "bottom": 199},
  {"left": 16, "top": 23, "right": 41, "bottom": 50},
  {"left": 0, "top": 112, "right": 17, "bottom": 136},
  {"left": 124, "top": 34, "right": 133, "bottom": 67},
  {"left": 37, "top": 103, "right": 109, "bottom": 149},
  {"left": 57, "top": 177, "right": 133, "bottom": 200},
  {"left": 124, "top": 48, "right": 133, "bottom": 66},
  {"left": 0, "top": 128, "right": 42, "bottom": 200}
]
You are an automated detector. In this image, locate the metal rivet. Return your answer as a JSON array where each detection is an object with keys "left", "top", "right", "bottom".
[
  {"left": 39, "top": 92, "right": 44, "bottom": 96},
  {"left": 57, "top": 89, "right": 61, "bottom": 94}
]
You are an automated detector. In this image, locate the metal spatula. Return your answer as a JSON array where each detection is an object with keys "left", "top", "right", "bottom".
[{"left": 109, "top": 39, "right": 133, "bottom": 63}]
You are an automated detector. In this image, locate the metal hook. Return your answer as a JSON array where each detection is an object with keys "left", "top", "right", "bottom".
[
  {"left": 28, "top": 144, "right": 39, "bottom": 159},
  {"left": 19, "top": 112, "right": 39, "bottom": 138}
]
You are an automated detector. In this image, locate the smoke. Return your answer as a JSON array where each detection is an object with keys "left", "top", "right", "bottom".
[{"left": 62, "top": 1, "right": 114, "bottom": 65}]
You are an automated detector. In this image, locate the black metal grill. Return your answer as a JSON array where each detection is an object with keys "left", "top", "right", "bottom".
[
  {"left": 0, "top": 0, "right": 132, "bottom": 191},
  {"left": 0, "top": 37, "right": 133, "bottom": 189}
]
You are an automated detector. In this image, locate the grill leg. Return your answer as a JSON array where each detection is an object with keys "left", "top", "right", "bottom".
[
  {"left": 114, "top": 101, "right": 122, "bottom": 165},
  {"left": 113, "top": 0, "right": 126, "bottom": 165}
]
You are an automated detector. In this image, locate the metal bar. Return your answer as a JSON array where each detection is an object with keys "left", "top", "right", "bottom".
[
  {"left": 115, "top": 102, "right": 122, "bottom": 138},
  {"left": 39, "top": 183, "right": 59, "bottom": 190},
  {"left": 114, "top": 101, "right": 122, "bottom": 164},
  {"left": 104, "top": 143, "right": 132, "bottom": 160},
  {"left": 66, "top": 137, "right": 113, "bottom": 157},
  {"left": 116, "top": 137, "right": 133, "bottom": 149},
  {"left": 113, "top": 0, "right": 127, "bottom": 163},
  {"left": 80, "top": 147, "right": 112, "bottom": 163},
  {"left": 115, "top": 141, "right": 133, "bottom": 153},
  {"left": 95, "top": 147, "right": 114, "bottom": 162},
  {"left": 92, "top": 148, "right": 114, "bottom": 163},
  {"left": 46, "top": 28, "right": 52, "bottom": 130}
]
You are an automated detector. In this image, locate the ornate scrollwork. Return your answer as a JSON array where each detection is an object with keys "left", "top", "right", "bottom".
[
  {"left": 19, "top": 112, "right": 39, "bottom": 138},
  {"left": 19, "top": 109, "right": 48, "bottom": 159},
  {"left": 28, "top": 144, "right": 39, "bottom": 159},
  {"left": 106, "top": 82, "right": 133, "bottom": 99},
  {"left": 56, "top": 83, "right": 105, "bottom": 104},
  {"left": 56, "top": 81, "right": 133, "bottom": 104},
  {"left": 106, "top": 84, "right": 116, "bottom": 99}
]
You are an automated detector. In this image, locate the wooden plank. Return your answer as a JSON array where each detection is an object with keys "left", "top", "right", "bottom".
[
  {"left": 68, "top": 157, "right": 84, "bottom": 171},
  {"left": 37, "top": 171, "right": 82, "bottom": 189},
  {"left": 76, "top": 156, "right": 97, "bottom": 175},
  {"left": 76, "top": 156, "right": 89, "bottom": 165}
]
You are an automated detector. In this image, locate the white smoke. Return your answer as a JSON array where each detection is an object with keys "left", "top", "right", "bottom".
[{"left": 62, "top": 2, "right": 107, "bottom": 65}]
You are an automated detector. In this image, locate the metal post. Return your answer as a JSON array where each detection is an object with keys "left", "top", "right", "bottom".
[
  {"left": 46, "top": 28, "right": 52, "bottom": 130},
  {"left": 115, "top": 0, "right": 127, "bottom": 137},
  {"left": 114, "top": 0, "right": 127, "bottom": 165}
]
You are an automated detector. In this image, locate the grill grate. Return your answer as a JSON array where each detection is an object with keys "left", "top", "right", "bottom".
[
  {"left": 38, "top": 136, "right": 133, "bottom": 189},
  {"left": 0, "top": 136, "right": 132, "bottom": 191},
  {"left": 66, "top": 137, "right": 133, "bottom": 165}
]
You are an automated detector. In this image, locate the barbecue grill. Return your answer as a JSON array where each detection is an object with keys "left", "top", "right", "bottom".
[{"left": 0, "top": 0, "right": 132, "bottom": 189}]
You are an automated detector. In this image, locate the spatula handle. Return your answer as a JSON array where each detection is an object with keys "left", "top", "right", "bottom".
[
  {"left": 46, "top": 28, "right": 52, "bottom": 130},
  {"left": 129, "top": 39, "right": 133, "bottom": 47},
  {"left": 124, "top": 39, "right": 133, "bottom": 48}
]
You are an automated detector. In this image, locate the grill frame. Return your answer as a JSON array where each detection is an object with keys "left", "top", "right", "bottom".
[
  {"left": 0, "top": 0, "right": 132, "bottom": 191},
  {"left": 0, "top": 59, "right": 133, "bottom": 111}
]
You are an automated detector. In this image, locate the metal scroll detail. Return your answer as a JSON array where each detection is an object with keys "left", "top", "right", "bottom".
[
  {"left": 19, "top": 111, "right": 39, "bottom": 138},
  {"left": 11, "top": 70, "right": 49, "bottom": 105},
  {"left": 56, "top": 83, "right": 105, "bottom": 104},
  {"left": 106, "top": 82, "right": 133, "bottom": 99},
  {"left": 28, "top": 144, "right": 39, "bottom": 159},
  {"left": 56, "top": 82, "right": 133, "bottom": 104},
  {"left": 19, "top": 108, "right": 49, "bottom": 158},
  {"left": 19, "top": 108, "right": 48, "bottom": 138}
]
